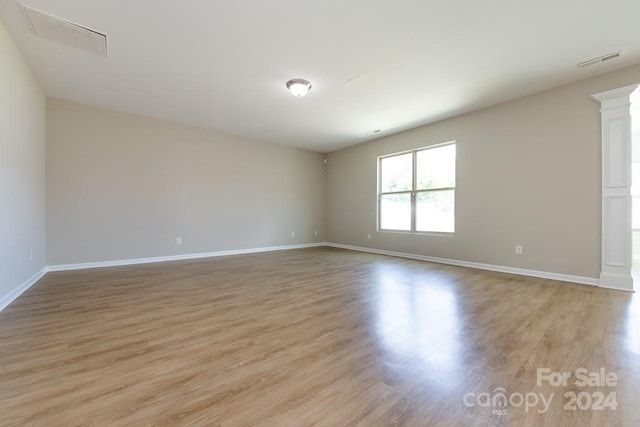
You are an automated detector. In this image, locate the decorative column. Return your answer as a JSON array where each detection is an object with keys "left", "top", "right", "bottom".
[{"left": 592, "top": 84, "right": 638, "bottom": 292}]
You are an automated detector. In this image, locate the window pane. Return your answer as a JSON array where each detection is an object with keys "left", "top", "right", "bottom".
[
  {"left": 416, "top": 190, "right": 455, "bottom": 233},
  {"left": 416, "top": 144, "right": 456, "bottom": 190},
  {"left": 380, "top": 193, "right": 411, "bottom": 230},
  {"left": 380, "top": 153, "right": 413, "bottom": 193}
]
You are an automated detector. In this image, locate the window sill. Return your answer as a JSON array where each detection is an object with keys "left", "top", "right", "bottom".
[{"left": 378, "top": 229, "right": 455, "bottom": 237}]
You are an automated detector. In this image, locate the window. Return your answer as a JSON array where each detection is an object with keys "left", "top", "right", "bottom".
[{"left": 378, "top": 143, "right": 456, "bottom": 233}]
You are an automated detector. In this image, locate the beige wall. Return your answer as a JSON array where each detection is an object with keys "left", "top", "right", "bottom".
[
  {"left": 0, "top": 20, "right": 46, "bottom": 301},
  {"left": 46, "top": 99, "right": 325, "bottom": 265},
  {"left": 326, "top": 63, "right": 640, "bottom": 279},
  {"left": 11, "top": 31, "right": 640, "bottom": 279}
]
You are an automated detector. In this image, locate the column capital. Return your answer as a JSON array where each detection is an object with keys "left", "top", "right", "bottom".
[{"left": 592, "top": 84, "right": 639, "bottom": 109}]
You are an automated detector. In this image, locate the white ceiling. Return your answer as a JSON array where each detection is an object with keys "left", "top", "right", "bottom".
[{"left": 2, "top": 0, "right": 640, "bottom": 153}]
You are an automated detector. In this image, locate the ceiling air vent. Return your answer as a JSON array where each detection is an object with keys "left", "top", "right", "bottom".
[
  {"left": 577, "top": 51, "right": 621, "bottom": 69},
  {"left": 23, "top": 6, "right": 107, "bottom": 57}
]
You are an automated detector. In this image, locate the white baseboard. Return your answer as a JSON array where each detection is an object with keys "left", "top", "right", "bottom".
[
  {"left": 47, "top": 242, "right": 328, "bottom": 272},
  {"left": 1, "top": 242, "right": 620, "bottom": 314},
  {"left": 0, "top": 267, "right": 47, "bottom": 312},
  {"left": 326, "top": 243, "right": 601, "bottom": 288},
  {"left": 2, "top": 244, "right": 328, "bottom": 313}
]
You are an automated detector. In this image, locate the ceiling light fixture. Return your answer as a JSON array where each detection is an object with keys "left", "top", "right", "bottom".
[{"left": 286, "top": 78, "right": 312, "bottom": 97}]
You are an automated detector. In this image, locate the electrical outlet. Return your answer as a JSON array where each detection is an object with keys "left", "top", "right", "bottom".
[
  {"left": 314, "top": 230, "right": 318, "bottom": 237},
  {"left": 176, "top": 237, "right": 182, "bottom": 245},
  {"left": 291, "top": 231, "right": 295, "bottom": 238},
  {"left": 30, "top": 249, "right": 33, "bottom": 261},
  {"left": 367, "top": 233, "right": 372, "bottom": 240},
  {"left": 515, "top": 245, "right": 523, "bottom": 255}
]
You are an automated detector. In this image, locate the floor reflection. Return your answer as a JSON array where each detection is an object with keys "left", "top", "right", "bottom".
[
  {"left": 374, "top": 265, "right": 462, "bottom": 387},
  {"left": 624, "top": 293, "right": 640, "bottom": 355},
  {"left": 625, "top": 262, "right": 639, "bottom": 354}
]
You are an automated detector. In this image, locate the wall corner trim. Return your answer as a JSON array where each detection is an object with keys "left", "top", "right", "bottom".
[
  {"left": 326, "top": 243, "right": 604, "bottom": 288},
  {"left": 0, "top": 267, "right": 47, "bottom": 312}
]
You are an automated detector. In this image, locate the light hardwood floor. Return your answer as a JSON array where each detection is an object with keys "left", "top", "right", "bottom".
[{"left": 1, "top": 247, "right": 638, "bottom": 426}]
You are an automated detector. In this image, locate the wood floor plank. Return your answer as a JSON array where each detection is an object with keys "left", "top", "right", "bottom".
[{"left": 1, "top": 247, "right": 638, "bottom": 426}]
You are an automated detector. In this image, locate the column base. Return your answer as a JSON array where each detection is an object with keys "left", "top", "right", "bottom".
[{"left": 599, "top": 272, "right": 634, "bottom": 292}]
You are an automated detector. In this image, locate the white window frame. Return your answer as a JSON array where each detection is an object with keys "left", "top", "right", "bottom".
[{"left": 377, "top": 141, "right": 456, "bottom": 234}]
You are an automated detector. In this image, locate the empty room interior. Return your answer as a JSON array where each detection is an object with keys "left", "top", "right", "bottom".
[{"left": 2, "top": 0, "right": 640, "bottom": 425}]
